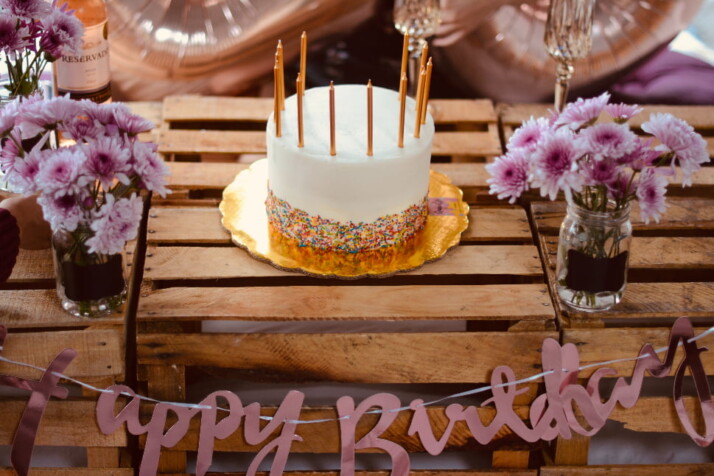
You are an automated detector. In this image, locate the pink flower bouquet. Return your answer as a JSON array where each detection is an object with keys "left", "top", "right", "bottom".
[
  {"left": 487, "top": 92, "right": 709, "bottom": 223},
  {"left": 0, "top": 93, "right": 170, "bottom": 315},
  {"left": 487, "top": 93, "right": 710, "bottom": 311},
  {"left": 0, "top": 0, "right": 84, "bottom": 97}
]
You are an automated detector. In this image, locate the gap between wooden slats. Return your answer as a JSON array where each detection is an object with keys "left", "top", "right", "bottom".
[
  {"left": 136, "top": 284, "right": 553, "bottom": 321},
  {"left": 145, "top": 207, "right": 532, "bottom": 244},
  {"left": 0, "top": 329, "right": 124, "bottom": 379},
  {"left": 0, "top": 400, "right": 126, "bottom": 446},
  {"left": 142, "top": 245, "right": 543, "bottom": 280},
  {"left": 540, "top": 464, "right": 714, "bottom": 475},
  {"left": 0, "top": 289, "right": 124, "bottom": 328},
  {"left": 143, "top": 405, "right": 531, "bottom": 453},
  {"left": 563, "top": 327, "right": 714, "bottom": 378},
  {"left": 138, "top": 331, "right": 556, "bottom": 383}
]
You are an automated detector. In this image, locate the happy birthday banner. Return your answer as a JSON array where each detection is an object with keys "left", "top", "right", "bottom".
[{"left": 2, "top": 317, "right": 714, "bottom": 476}]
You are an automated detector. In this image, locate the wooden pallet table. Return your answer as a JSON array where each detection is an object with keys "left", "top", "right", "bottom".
[
  {"left": 0, "top": 248, "right": 132, "bottom": 473},
  {"left": 133, "top": 96, "right": 555, "bottom": 474}
]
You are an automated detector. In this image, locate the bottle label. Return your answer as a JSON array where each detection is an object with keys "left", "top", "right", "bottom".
[{"left": 56, "top": 22, "right": 111, "bottom": 95}]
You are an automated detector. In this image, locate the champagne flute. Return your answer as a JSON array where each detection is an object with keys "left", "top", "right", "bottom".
[
  {"left": 393, "top": 0, "right": 440, "bottom": 96},
  {"left": 544, "top": 0, "right": 595, "bottom": 112}
]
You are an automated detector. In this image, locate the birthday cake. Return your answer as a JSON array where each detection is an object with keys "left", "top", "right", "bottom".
[{"left": 266, "top": 84, "right": 434, "bottom": 253}]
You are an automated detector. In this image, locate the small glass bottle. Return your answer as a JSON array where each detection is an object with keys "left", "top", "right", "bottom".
[
  {"left": 53, "top": 0, "right": 112, "bottom": 103},
  {"left": 555, "top": 202, "right": 632, "bottom": 312}
]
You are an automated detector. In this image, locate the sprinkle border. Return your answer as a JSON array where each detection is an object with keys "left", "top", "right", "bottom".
[{"left": 266, "top": 189, "right": 428, "bottom": 253}]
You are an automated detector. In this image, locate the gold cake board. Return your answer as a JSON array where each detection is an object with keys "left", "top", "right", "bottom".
[{"left": 219, "top": 159, "right": 469, "bottom": 278}]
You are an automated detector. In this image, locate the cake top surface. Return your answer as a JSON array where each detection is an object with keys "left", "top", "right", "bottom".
[{"left": 268, "top": 84, "right": 434, "bottom": 161}]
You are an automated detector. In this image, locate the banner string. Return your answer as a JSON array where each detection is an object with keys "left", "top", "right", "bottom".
[{"left": 0, "top": 323, "right": 712, "bottom": 425}]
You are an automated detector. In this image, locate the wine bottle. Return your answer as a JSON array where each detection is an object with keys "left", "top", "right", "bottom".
[{"left": 53, "top": 0, "right": 112, "bottom": 103}]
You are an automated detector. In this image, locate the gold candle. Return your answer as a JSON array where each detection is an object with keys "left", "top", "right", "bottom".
[
  {"left": 297, "top": 73, "right": 304, "bottom": 147},
  {"left": 329, "top": 81, "right": 336, "bottom": 156},
  {"left": 421, "top": 57, "right": 433, "bottom": 125},
  {"left": 273, "top": 62, "right": 281, "bottom": 137},
  {"left": 300, "top": 31, "right": 307, "bottom": 95},
  {"left": 398, "top": 72, "right": 407, "bottom": 148},
  {"left": 367, "top": 80, "right": 373, "bottom": 157}
]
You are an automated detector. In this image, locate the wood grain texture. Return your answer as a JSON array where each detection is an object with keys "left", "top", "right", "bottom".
[
  {"left": 562, "top": 327, "right": 714, "bottom": 377},
  {"left": 138, "top": 331, "right": 556, "bottom": 383},
  {"left": 0, "top": 329, "right": 124, "bottom": 379},
  {"left": 0, "top": 400, "right": 126, "bottom": 446},
  {"left": 0, "top": 290, "right": 125, "bottom": 328},
  {"left": 4, "top": 248, "right": 54, "bottom": 283},
  {"left": 145, "top": 207, "right": 532, "bottom": 244},
  {"left": 142, "top": 245, "right": 543, "bottom": 281},
  {"left": 539, "top": 237, "right": 714, "bottom": 269},
  {"left": 156, "top": 405, "right": 532, "bottom": 453},
  {"left": 540, "top": 464, "right": 714, "bottom": 476},
  {"left": 162, "top": 96, "right": 497, "bottom": 124},
  {"left": 0, "top": 471, "right": 132, "bottom": 475},
  {"left": 164, "top": 162, "right": 491, "bottom": 191},
  {"left": 153, "top": 472, "right": 536, "bottom": 476},
  {"left": 137, "top": 284, "right": 553, "bottom": 321}
]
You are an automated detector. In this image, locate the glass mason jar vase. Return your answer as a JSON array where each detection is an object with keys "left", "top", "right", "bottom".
[
  {"left": 52, "top": 228, "right": 127, "bottom": 317},
  {"left": 555, "top": 202, "right": 632, "bottom": 312}
]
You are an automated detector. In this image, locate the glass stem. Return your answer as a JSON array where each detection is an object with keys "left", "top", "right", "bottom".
[{"left": 554, "top": 61, "right": 574, "bottom": 112}]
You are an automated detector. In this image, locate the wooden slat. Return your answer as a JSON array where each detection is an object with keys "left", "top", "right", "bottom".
[
  {"left": 0, "top": 470, "right": 132, "bottom": 476},
  {"left": 499, "top": 103, "right": 714, "bottom": 130},
  {"left": 156, "top": 472, "right": 536, "bottom": 476},
  {"left": 563, "top": 282, "right": 714, "bottom": 322},
  {"left": 541, "top": 464, "right": 714, "bottom": 476},
  {"left": 540, "top": 237, "right": 714, "bottom": 269},
  {"left": 0, "top": 329, "right": 124, "bottom": 379},
  {"left": 609, "top": 396, "right": 706, "bottom": 434},
  {"left": 137, "top": 284, "right": 553, "bottom": 322},
  {"left": 4, "top": 248, "right": 54, "bottom": 284},
  {"left": 562, "top": 327, "right": 714, "bottom": 377},
  {"left": 0, "top": 400, "right": 126, "bottom": 446},
  {"left": 162, "top": 96, "right": 498, "bottom": 125},
  {"left": 0, "top": 289, "right": 124, "bottom": 328},
  {"left": 162, "top": 405, "right": 531, "bottom": 453},
  {"left": 138, "top": 331, "right": 556, "bottom": 383},
  {"left": 142, "top": 245, "right": 543, "bottom": 280},
  {"left": 159, "top": 130, "right": 501, "bottom": 158},
  {"left": 145, "top": 207, "right": 532, "bottom": 244},
  {"left": 531, "top": 200, "right": 714, "bottom": 235}
]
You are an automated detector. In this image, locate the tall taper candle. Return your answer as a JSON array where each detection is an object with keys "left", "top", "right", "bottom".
[
  {"left": 367, "top": 80, "right": 373, "bottom": 157},
  {"left": 329, "top": 81, "right": 336, "bottom": 156},
  {"left": 300, "top": 31, "right": 307, "bottom": 95},
  {"left": 297, "top": 73, "right": 304, "bottom": 147},
  {"left": 398, "top": 72, "right": 407, "bottom": 148}
]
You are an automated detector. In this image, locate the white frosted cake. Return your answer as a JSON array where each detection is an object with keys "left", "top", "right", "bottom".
[{"left": 266, "top": 84, "right": 434, "bottom": 253}]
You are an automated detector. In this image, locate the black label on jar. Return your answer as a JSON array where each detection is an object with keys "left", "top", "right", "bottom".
[
  {"left": 61, "top": 254, "right": 124, "bottom": 301},
  {"left": 566, "top": 249, "right": 628, "bottom": 293}
]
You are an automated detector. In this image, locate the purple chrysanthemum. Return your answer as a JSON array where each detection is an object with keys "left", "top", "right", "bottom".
[
  {"left": 60, "top": 114, "right": 105, "bottom": 142},
  {"left": 578, "top": 122, "right": 638, "bottom": 161},
  {"left": 37, "top": 191, "right": 83, "bottom": 231},
  {"left": 16, "top": 95, "right": 82, "bottom": 138},
  {"left": 130, "top": 140, "right": 170, "bottom": 197},
  {"left": 607, "top": 172, "right": 635, "bottom": 202},
  {"left": 530, "top": 128, "right": 584, "bottom": 201},
  {"left": 507, "top": 117, "right": 551, "bottom": 151},
  {"left": 641, "top": 113, "right": 710, "bottom": 186},
  {"left": 615, "top": 137, "right": 660, "bottom": 170},
  {"left": 0, "top": 15, "right": 30, "bottom": 59},
  {"left": 112, "top": 104, "right": 155, "bottom": 136},
  {"left": 486, "top": 149, "right": 530, "bottom": 204},
  {"left": 604, "top": 103, "right": 643, "bottom": 123},
  {"left": 86, "top": 194, "right": 143, "bottom": 255},
  {"left": 39, "top": 7, "right": 83, "bottom": 60},
  {"left": 636, "top": 168, "right": 668, "bottom": 224},
  {"left": 0, "top": 0, "right": 52, "bottom": 19},
  {"left": 583, "top": 156, "right": 619, "bottom": 186},
  {"left": 6, "top": 145, "right": 43, "bottom": 193},
  {"left": 555, "top": 92, "right": 610, "bottom": 130},
  {"left": 0, "top": 99, "right": 19, "bottom": 137},
  {"left": 81, "top": 136, "right": 132, "bottom": 190},
  {"left": 35, "top": 146, "right": 84, "bottom": 195}
]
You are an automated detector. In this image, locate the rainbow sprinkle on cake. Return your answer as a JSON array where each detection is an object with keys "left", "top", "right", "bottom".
[{"left": 266, "top": 189, "right": 428, "bottom": 253}]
